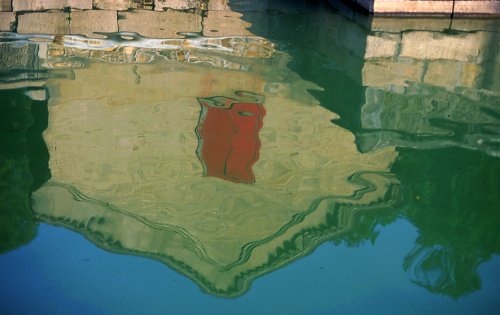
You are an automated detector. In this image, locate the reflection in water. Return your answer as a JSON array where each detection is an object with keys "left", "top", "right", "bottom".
[
  {"left": 1, "top": 0, "right": 500, "bottom": 303},
  {"left": 0, "top": 87, "right": 50, "bottom": 253},
  {"left": 196, "top": 92, "right": 265, "bottom": 183},
  {"left": 30, "top": 60, "right": 398, "bottom": 296},
  {"left": 394, "top": 148, "right": 500, "bottom": 297}
]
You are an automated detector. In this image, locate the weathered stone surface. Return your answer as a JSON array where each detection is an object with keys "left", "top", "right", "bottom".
[
  {"left": 17, "top": 12, "right": 70, "bottom": 34},
  {"left": 423, "top": 60, "right": 460, "bottom": 88},
  {"left": 132, "top": 0, "right": 154, "bottom": 9},
  {"left": 13, "top": 0, "right": 92, "bottom": 11},
  {"left": 0, "top": 0, "right": 12, "bottom": 11},
  {"left": 365, "top": 34, "right": 399, "bottom": 59},
  {"left": 400, "top": 31, "right": 489, "bottom": 62},
  {"left": 0, "top": 43, "right": 39, "bottom": 70},
  {"left": 229, "top": 0, "right": 269, "bottom": 12},
  {"left": 370, "top": 17, "right": 451, "bottom": 32},
  {"left": 154, "top": 0, "right": 204, "bottom": 11},
  {"left": 207, "top": 0, "right": 229, "bottom": 11},
  {"left": 203, "top": 10, "right": 253, "bottom": 37},
  {"left": 459, "top": 62, "right": 483, "bottom": 88},
  {"left": 345, "top": 0, "right": 500, "bottom": 16},
  {"left": 0, "top": 12, "right": 15, "bottom": 31},
  {"left": 93, "top": 0, "right": 132, "bottom": 10},
  {"left": 373, "top": 0, "right": 453, "bottom": 15},
  {"left": 454, "top": 0, "right": 500, "bottom": 15},
  {"left": 449, "top": 18, "right": 500, "bottom": 32},
  {"left": 70, "top": 10, "right": 118, "bottom": 37},
  {"left": 118, "top": 10, "right": 201, "bottom": 38},
  {"left": 362, "top": 59, "right": 425, "bottom": 87}
]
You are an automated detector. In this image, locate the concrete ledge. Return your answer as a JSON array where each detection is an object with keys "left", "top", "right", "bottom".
[
  {"left": 454, "top": 1, "right": 500, "bottom": 15},
  {"left": 344, "top": 0, "right": 500, "bottom": 16}
]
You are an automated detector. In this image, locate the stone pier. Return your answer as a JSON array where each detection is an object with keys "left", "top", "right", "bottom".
[{"left": 341, "top": 0, "right": 500, "bottom": 16}]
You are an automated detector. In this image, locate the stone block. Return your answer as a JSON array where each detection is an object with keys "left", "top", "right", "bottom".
[
  {"left": 229, "top": 0, "right": 269, "bottom": 12},
  {"left": 118, "top": 10, "right": 202, "bottom": 38},
  {"left": 0, "top": 0, "right": 12, "bottom": 11},
  {"left": 372, "top": 1, "right": 453, "bottom": 15},
  {"left": 449, "top": 18, "right": 500, "bottom": 32},
  {"left": 488, "top": 62, "right": 500, "bottom": 91},
  {"left": 202, "top": 10, "right": 252, "bottom": 37},
  {"left": 17, "top": 12, "right": 70, "bottom": 34},
  {"left": 400, "top": 31, "right": 489, "bottom": 62},
  {"left": 362, "top": 59, "right": 425, "bottom": 87},
  {"left": 207, "top": 0, "right": 230, "bottom": 11},
  {"left": 454, "top": 1, "right": 500, "bottom": 15},
  {"left": 70, "top": 10, "right": 118, "bottom": 37},
  {"left": 13, "top": 0, "right": 92, "bottom": 11},
  {"left": 365, "top": 34, "right": 399, "bottom": 59},
  {"left": 370, "top": 17, "right": 451, "bottom": 33},
  {"left": 133, "top": 0, "right": 154, "bottom": 10},
  {"left": 459, "top": 62, "right": 483, "bottom": 88},
  {"left": 350, "top": 0, "right": 500, "bottom": 16},
  {"left": 0, "top": 12, "right": 16, "bottom": 31},
  {"left": 93, "top": 0, "right": 133, "bottom": 10},
  {"left": 423, "top": 60, "right": 460, "bottom": 88},
  {"left": 154, "top": 0, "right": 205, "bottom": 11}
]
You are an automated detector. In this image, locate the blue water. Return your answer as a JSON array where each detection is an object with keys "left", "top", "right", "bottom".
[{"left": 2, "top": 221, "right": 499, "bottom": 314}]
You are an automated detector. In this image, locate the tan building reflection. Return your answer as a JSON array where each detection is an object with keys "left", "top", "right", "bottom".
[{"left": 32, "top": 58, "right": 398, "bottom": 296}]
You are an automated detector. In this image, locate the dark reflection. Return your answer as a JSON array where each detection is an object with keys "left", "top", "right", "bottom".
[
  {"left": 394, "top": 148, "right": 500, "bottom": 297},
  {"left": 234, "top": 0, "right": 500, "bottom": 298},
  {"left": 0, "top": 87, "right": 50, "bottom": 253},
  {"left": 196, "top": 92, "right": 265, "bottom": 183}
]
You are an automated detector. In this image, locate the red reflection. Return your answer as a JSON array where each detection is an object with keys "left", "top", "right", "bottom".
[{"left": 196, "top": 94, "right": 266, "bottom": 184}]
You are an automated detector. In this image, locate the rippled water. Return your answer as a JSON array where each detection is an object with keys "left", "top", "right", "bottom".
[{"left": 1, "top": 1, "right": 500, "bottom": 314}]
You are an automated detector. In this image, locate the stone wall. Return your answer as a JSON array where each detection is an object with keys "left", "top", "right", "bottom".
[
  {"left": 0, "top": 0, "right": 261, "bottom": 37},
  {"left": 356, "top": 17, "right": 500, "bottom": 155},
  {"left": 342, "top": 0, "right": 500, "bottom": 16}
]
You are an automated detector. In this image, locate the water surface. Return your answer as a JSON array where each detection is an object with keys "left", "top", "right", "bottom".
[{"left": 1, "top": 1, "right": 500, "bottom": 314}]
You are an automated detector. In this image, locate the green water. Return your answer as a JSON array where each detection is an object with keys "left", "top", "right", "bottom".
[{"left": 1, "top": 1, "right": 500, "bottom": 314}]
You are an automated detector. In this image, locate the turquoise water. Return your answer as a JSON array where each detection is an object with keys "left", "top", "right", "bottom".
[{"left": 1, "top": 1, "right": 500, "bottom": 314}]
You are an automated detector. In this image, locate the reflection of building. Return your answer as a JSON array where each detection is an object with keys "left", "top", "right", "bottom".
[
  {"left": 29, "top": 60, "right": 398, "bottom": 296},
  {"left": 3, "top": 0, "right": 499, "bottom": 299},
  {"left": 357, "top": 23, "right": 500, "bottom": 156},
  {"left": 196, "top": 93, "right": 266, "bottom": 184}
]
